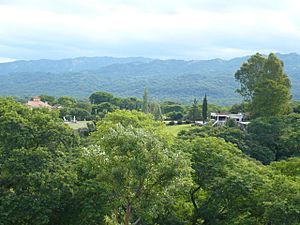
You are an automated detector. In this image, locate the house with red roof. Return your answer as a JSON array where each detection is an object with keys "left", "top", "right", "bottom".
[{"left": 26, "top": 96, "right": 52, "bottom": 109}]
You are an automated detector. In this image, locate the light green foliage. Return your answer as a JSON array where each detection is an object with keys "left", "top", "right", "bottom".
[
  {"left": 166, "top": 124, "right": 192, "bottom": 136},
  {"left": 235, "top": 53, "right": 266, "bottom": 100},
  {"left": 251, "top": 78, "right": 291, "bottom": 118},
  {"left": 67, "top": 121, "right": 91, "bottom": 129},
  {"left": 86, "top": 110, "right": 192, "bottom": 224},
  {"left": 235, "top": 53, "right": 291, "bottom": 118},
  {"left": 270, "top": 157, "right": 300, "bottom": 178},
  {"left": 151, "top": 102, "right": 163, "bottom": 120},
  {"left": 93, "top": 110, "right": 170, "bottom": 141}
]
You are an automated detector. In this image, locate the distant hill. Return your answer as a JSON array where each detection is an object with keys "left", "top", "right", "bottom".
[{"left": 0, "top": 53, "right": 299, "bottom": 105}]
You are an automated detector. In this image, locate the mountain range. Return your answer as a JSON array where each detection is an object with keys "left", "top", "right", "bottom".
[{"left": 0, "top": 53, "right": 299, "bottom": 105}]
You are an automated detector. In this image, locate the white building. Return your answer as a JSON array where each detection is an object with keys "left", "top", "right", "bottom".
[{"left": 210, "top": 112, "right": 244, "bottom": 127}]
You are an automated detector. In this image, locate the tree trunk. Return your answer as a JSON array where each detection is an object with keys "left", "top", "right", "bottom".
[{"left": 124, "top": 203, "right": 132, "bottom": 225}]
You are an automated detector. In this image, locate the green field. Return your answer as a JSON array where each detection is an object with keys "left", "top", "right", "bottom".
[
  {"left": 67, "top": 121, "right": 193, "bottom": 135},
  {"left": 65, "top": 121, "right": 91, "bottom": 129},
  {"left": 166, "top": 124, "right": 193, "bottom": 136}
]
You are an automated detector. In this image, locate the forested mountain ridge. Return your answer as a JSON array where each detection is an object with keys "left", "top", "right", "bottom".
[{"left": 0, "top": 53, "right": 299, "bottom": 105}]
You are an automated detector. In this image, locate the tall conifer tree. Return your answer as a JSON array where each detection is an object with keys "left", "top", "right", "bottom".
[
  {"left": 142, "top": 87, "right": 149, "bottom": 113},
  {"left": 202, "top": 94, "right": 208, "bottom": 122}
]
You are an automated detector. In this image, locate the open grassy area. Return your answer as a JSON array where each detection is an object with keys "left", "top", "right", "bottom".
[
  {"left": 65, "top": 121, "right": 91, "bottom": 130},
  {"left": 166, "top": 124, "right": 193, "bottom": 136}
]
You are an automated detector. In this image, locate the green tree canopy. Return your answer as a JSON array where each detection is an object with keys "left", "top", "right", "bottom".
[
  {"left": 86, "top": 110, "right": 191, "bottom": 224},
  {"left": 190, "top": 137, "right": 300, "bottom": 225},
  {"left": 57, "top": 96, "right": 77, "bottom": 107},
  {"left": 235, "top": 53, "right": 291, "bottom": 118},
  {"left": 89, "top": 91, "right": 114, "bottom": 104},
  {"left": 0, "top": 97, "right": 79, "bottom": 225}
]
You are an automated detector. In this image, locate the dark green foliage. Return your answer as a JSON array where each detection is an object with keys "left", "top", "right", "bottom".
[
  {"left": 230, "top": 102, "right": 249, "bottom": 113},
  {"left": 202, "top": 94, "right": 208, "bottom": 122},
  {"left": 190, "top": 137, "right": 300, "bottom": 225},
  {"left": 1, "top": 97, "right": 300, "bottom": 225},
  {"left": 91, "top": 102, "right": 119, "bottom": 115},
  {"left": 40, "top": 95, "right": 56, "bottom": 105},
  {"left": 0, "top": 98, "right": 79, "bottom": 225},
  {"left": 69, "top": 108, "right": 91, "bottom": 120},
  {"left": 166, "top": 111, "right": 184, "bottom": 120},
  {"left": 114, "top": 97, "right": 142, "bottom": 110},
  {"left": 89, "top": 91, "right": 114, "bottom": 104},
  {"left": 57, "top": 96, "right": 77, "bottom": 107},
  {"left": 161, "top": 102, "right": 185, "bottom": 114},
  {"left": 225, "top": 118, "right": 236, "bottom": 127},
  {"left": 180, "top": 114, "right": 300, "bottom": 164},
  {"left": 0, "top": 98, "right": 78, "bottom": 150}
]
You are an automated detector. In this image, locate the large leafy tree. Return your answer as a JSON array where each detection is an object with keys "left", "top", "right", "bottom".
[
  {"left": 89, "top": 91, "right": 114, "bottom": 104},
  {"left": 0, "top": 98, "right": 79, "bottom": 225},
  {"left": 0, "top": 98, "right": 78, "bottom": 150},
  {"left": 190, "top": 137, "right": 300, "bottom": 225},
  {"left": 235, "top": 53, "right": 291, "bottom": 118},
  {"left": 235, "top": 53, "right": 266, "bottom": 100},
  {"left": 86, "top": 110, "right": 192, "bottom": 224},
  {"left": 57, "top": 96, "right": 77, "bottom": 107}
]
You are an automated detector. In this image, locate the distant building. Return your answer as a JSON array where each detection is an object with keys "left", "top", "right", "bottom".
[
  {"left": 26, "top": 96, "right": 52, "bottom": 109},
  {"left": 210, "top": 112, "right": 245, "bottom": 127}
]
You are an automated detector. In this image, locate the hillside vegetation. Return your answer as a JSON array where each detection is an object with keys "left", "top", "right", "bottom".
[{"left": 0, "top": 53, "right": 299, "bottom": 105}]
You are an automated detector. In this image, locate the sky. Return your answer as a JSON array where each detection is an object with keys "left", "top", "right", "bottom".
[{"left": 0, "top": 0, "right": 300, "bottom": 62}]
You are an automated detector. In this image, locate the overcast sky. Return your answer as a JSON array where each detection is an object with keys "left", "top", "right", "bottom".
[{"left": 0, "top": 0, "right": 299, "bottom": 62}]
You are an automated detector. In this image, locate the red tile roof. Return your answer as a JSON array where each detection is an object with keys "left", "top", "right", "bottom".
[{"left": 26, "top": 97, "right": 52, "bottom": 108}]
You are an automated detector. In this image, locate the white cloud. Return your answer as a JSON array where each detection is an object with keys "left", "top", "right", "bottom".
[
  {"left": 0, "top": 57, "right": 16, "bottom": 63},
  {"left": 0, "top": 0, "right": 299, "bottom": 59}
]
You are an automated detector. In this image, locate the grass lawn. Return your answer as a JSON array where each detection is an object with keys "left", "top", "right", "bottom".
[
  {"left": 166, "top": 124, "right": 193, "bottom": 136},
  {"left": 66, "top": 121, "right": 91, "bottom": 129}
]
